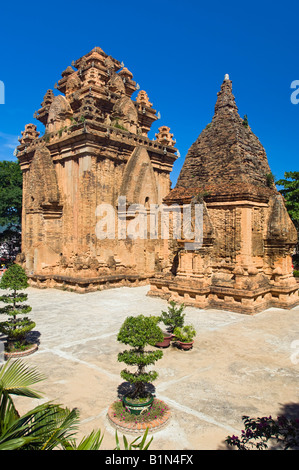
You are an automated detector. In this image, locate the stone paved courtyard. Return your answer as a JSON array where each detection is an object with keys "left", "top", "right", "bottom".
[{"left": 5, "top": 285, "right": 299, "bottom": 450}]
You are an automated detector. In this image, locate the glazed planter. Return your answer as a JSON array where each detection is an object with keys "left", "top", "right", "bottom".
[
  {"left": 155, "top": 333, "right": 173, "bottom": 348},
  {"left": 123, "top": 394, "right": 154, "bottom": 415},
  {"left": 177, "top": 340, "right": 194, "bottom": 351}
]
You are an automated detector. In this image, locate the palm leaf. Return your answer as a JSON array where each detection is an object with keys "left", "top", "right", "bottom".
[
  {"left": 0, "top": 359, "right": 45, "bottom": 398},
  {"left": 39, "top": 406, "right": 79, "bottom": 450},
  {"left": 114, "top": 428, "right": 153, "bottom": 450},
  {"left": 0, "top": 403, "right": 80, "bottom": 450},
  {"left": 65, "top": 428, "right": 104, "bottom": 450}
]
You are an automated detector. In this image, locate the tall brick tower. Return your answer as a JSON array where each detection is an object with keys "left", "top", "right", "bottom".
[
  {"left": 149, "top": 75, "right": 298, "bottom": 313},
  {"left": 17, "top": 47, "right": 177, "bottom": 291}
]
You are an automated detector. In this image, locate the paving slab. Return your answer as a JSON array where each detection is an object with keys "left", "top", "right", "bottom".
[{"left": 2, "top": 285, "right": 298, "bottom": 450}]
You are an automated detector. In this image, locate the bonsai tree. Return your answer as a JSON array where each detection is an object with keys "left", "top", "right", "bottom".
[
  {"left": 117, "top": 315, "right": 164, "bottom": 399},
  {"left": 173, "top": 325, "right": 196, "bottom": 343},
  {"left": 0, "top": 263, "right": 35, "bottom": 351},
  {"left": 160, "top": 300, "right": 185, "bottom": 334}
]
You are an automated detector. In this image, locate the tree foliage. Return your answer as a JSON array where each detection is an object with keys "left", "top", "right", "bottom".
[
  {"left": 117, "top": 315, "right": 164, "bottom": 398},
  {"left": 277, "top": 171, "right": 299, "bottom": 267},
  {"left": 0, "top": 161, "right": 23, "bottom": 229},
  {"left": 160, "top": 301, "right": 185, "bottom": 333},
  {"left": 0, "top": 264, "right": 35, "bottom": 349},
  {"left": 277, "top": 171, "right": 299, "bottom": 230}
]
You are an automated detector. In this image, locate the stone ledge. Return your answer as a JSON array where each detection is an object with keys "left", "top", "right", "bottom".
[
  {"left": 107, "top": 402, "right": 171, "bottom": 435},
  {"left": 27, "top": 273, "right": 155, "bottom": 293}
]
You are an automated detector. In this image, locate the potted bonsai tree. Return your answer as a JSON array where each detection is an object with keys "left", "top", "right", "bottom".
[
  {"left": 159, "top": 300, "right": 185, "bottom": 336},
  {"left": 117, "top": 315, "right": 164, "bottom": 415},
  {"left": 0, "top": 263, "right": 36, "bottom": 356},
  {"left": 173, "top": 324, "right": 196, "bottom": 350}
]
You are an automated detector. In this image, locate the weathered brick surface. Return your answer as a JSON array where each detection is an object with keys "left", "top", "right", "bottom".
[
  {"left": 172, "top": 78, "right": 273, "bottom": 197},
  {"left": 17, "top": 47, "right": 177, "bottom": 290},
  {"left": 150, "top": 76, "right": 298, "bottom": 313}
]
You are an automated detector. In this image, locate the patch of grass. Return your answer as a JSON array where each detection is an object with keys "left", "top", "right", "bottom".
[
  {"left": 112, "top": 398, "right": 169, "bottom": 423},
  {"left": 266, "top": 172, "right": 275, "bottom": 187}
]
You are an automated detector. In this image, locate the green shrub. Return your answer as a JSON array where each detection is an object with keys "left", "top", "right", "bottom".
[
  {"left": 0, "top": 264, "right": 35, "bottom": 350},
  {"left": 160, "top": 301, "right": 185, "bottom": 334},
  {"left": 266, "top": 172, "right": 275, "bottom": 187},
  {"left": 173, "top": 325, "right": 196, "bottom": 343},
  {"left": 117, "top": 315, "right": 164, "bottom": 398},
  {"left": 242, "top": 114, "right": 249, "bottom": 128}
]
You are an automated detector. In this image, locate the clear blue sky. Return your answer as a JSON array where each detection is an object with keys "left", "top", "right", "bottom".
[{"left": 0, "top": 0, "right": 298, "bottom": 187}]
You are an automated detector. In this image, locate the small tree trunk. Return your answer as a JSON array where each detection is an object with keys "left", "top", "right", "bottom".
[
  {"left": 133, "top": 347, "right": 146, "bottom": 398},
  {"left": 13, "top": 289, "right": 17, "bottom": 336}
]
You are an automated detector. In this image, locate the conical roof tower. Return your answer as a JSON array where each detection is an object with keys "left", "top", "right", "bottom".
[{"left": 166, "top": 75, "right": 277, "bottom": 203}]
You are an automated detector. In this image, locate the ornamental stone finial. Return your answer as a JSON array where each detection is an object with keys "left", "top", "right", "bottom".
[{"left": 224, "top": 74, "right": 230, "bottom": 80}]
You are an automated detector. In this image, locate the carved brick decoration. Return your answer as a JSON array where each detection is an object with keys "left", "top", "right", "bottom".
[
  {"left": 148, "top": 75, "right": 298, "bottom": 313},
  {"left": 17, "top": 47, "right": 177, "bottom": 291},
  {"left": 155, "top": 126, "right": 176, "bottom": 147}
]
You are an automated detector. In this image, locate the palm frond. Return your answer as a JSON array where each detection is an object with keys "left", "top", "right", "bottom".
[
  {"left": 0, "top": 403, "right": 80, "bottom": 450},
  {"left": 114, "top": 427, "right": 153, "bottom": 450},
  {"left": 0, "top": 359, "right": 45, "bottom": 398},
  {"left": 65, "top": 428, "right": 104, "bottom": 450}
]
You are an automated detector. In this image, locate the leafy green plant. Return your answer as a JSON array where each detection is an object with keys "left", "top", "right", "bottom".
[
  {"left": 226, "top": 415, "right": 299, "bottom": 450},
  {"left": 58, "top": 126, "right": 67, "bottom": 137},
  {"left": 0, "top": 264, "right": 35, "bottom": 351},
  {"left": 160, "top": 301, "right": 185, "bottom": 334},
  {"left": 0, "top": 161, "right": 22, "bottom": 230},
  {"left": 242, "top": 114, "right": 249, "bottom": 128},
  {"left": 173, "top": 325, "right": 196, "bottom": 343},
  {"left": 266, "top": 172, "right": 275, "bottom": 187},
  {"left": 277, "top": 171, "right": 299, "bottom": 229},
  {"left": 293, "top": 270, "right": 299, "bottom": 277},
  {"left": 277, "top": 171, "right": 299, "bottom": 267},
  {"left": 114, "top": 427, "right": 153, "bottom": 450},
  {"left": 117, "top": 315, "right": 164, "bottom": 398}
]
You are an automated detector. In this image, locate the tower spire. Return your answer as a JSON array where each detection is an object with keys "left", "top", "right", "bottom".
[{"left": 214, "top": 75, "right": 238, "bottom": 116}]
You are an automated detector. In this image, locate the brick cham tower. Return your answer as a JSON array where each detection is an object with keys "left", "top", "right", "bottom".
[
  {"left": 16, "top": 47, "right": 178, "bottom": 291},
  {"left": 148, "top": 74, "right": 299, "bottom": 314}
]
